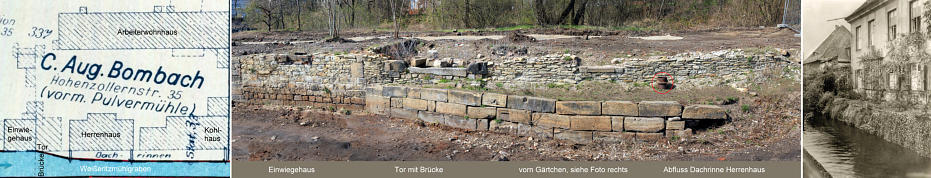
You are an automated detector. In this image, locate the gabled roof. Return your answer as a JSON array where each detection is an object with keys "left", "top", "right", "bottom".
[
  {"left": 805, "top": 26, "right": 853, "bottom": 64},
  {"left": 846, "top": 0, "right": 889, "bottom": 22}
]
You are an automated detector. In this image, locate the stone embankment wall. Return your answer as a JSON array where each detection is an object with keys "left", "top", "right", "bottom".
[
  {"left": 365, "top": 86, "right": 728, "bottom": 143},
  {"left": 233, "top": 51, "right": 743, "bottom": 143},
  {"left": 579, "top": 52, "right": 789, "bottom": 85},
  {"left": 826, "top": 98, "right": 931, "bottom": 157},
  {"left": 403, "top": 51, "right": 793, "bottom": 88},
  {"left": 233, "top": 49, "right": 796, "bottom": 101},
  {"left": 236, "top": 53, "right": 386, "bottom": 105}
]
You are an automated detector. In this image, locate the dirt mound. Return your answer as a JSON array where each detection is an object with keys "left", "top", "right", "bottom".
[
  {"left": 524, "top": 28, "right": 623, "bottom": 36},
  {"left": 764, "top": 28, "right": 798, "bottom": 38},
  {"left": 502, "top": 32, "right": 536, "bottom": 42},
  {"left": 372, "top": 39, "right": 422, "bottom": 60},
  {"left": 324, "top": 37, "right": 356, "bottom": 43}
]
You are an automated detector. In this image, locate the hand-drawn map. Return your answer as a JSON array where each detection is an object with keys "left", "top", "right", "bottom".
[{"left": 0, "top": 0, "right": 230, "bottom": 177}]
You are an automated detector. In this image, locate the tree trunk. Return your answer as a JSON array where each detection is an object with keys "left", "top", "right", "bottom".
[
  {"left": 295, "top": 0, "right": 302, "bottom": 31},
  {"left": 327, "top": 0, "right": 339, "bottom": 38},
  {"left": 327, "top": 0, "right": 333, "bottom": 37},
  {"left": 553, "top": 0, "right": 576, "bottom": 25},
  {"left": 463, "top": 0, "right": 473, "bottom": 28},
  {"left": 658, "top": 0, "right": 666, "bottom": 20},
  {"left": 571, "top": 0, "right": 587, "bottom": 25},
  {"left": 259, "top": 6, "right": 274, "bottom": 31},
  {"left": 348, "top": 0, "right": 356, "bottom": 28},
  {"left": 334, "top": 0, "right": 339, "bottom": 38},
  {"left": 534, "top": 0, "right": 548, "bottom": 26},
  {"left": 391, "top": 0, "right": 399, "bottom": 38},
  {"left": 277, "top": 0, "right": 284, "bottom": 30}
]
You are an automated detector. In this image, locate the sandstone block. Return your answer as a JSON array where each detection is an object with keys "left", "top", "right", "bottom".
[
  {"left": 421, "top": 88, "right": 448, "bottom": 102},
  {"left": 381, "top": 86, "right": 408, "bottom": 97},
  {"left": 569, "top": 116, "right": 612, "bottom": 131},
  {"left": 417, "top": 111, "right": 446, "bottom": 124},
  {"left": 436, "top": 102, "right": 467, "bottom": 116},
  {"left": 603, "top": 101, "right": 638, "bottom": 116},
  {"left": 467, "top": 106, "right": 497, "bottom": 119},
  {"left": 410, "top": 58, "right": 426, "bottom": 67},
  {"left": 518, "top": 124, "right": 554, "bottom": 139},
  {"left": 554, "top": 129, "right": 593, "bottom": 144},
  {"left": 594, "top": 131, "right": 634, "bottom": 143},
  {"left": 364, "top": 86, "right": 382, "bottom": 95},
  {"left": 666, "top": 120, "right": 685, "bottom": 130},
  {"left": 624, "top": 117, "right": 665, "bottom": 133},
  {"left": 389, "top": 108, "right": 419, "bottom": 120},
  {"left": 531, "top": 113, "right": 570, "bottom": 129},
  {"left": 350, "top": 63, "right": 364, "bottom": 77},
  {"left": 448, "top": 90, "right": 482, "bottom": 106},
  {"left": 445, "top": 115, "right": 477, "bottom": 130},
  {"left": 496, "top": 108, "right": 532, "bottom": 124},
  {"left": 638, "top": 101, "right": 682, "bottom": 117},
  {"left": 556, "top": 101, "right": 602, "bottom": 115},
  {"left": 407, "top": 88, "right": 422, "bottom": 99},
  {"left": 390, "top": 98, "right": 403, "bottom": 108},
  {"left": 682, "top": 105, "right": 727, "bottom": 119},
  {"left": 507, "top": 96, "right": 556, "bottom": 113},
  {"left": 481, "top": 93, "right": 507, "bottom": 107},
  {"left": 402, "top": 98, "right": 434, "bottom": 111},
  {"left": 611, "top": 117, "right": 624, "bottom": 131},
  {"left": 365, "top": 95, "right": 390, "bottom": 115}
]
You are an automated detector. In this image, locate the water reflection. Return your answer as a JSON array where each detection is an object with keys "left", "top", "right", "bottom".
[{"left": 805, "top": 116, "right": 931, "bottom": 178}]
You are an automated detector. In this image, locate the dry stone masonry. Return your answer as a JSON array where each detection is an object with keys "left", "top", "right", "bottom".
[
  {"left": 232, "top": 49, "right": 775, "bottom": 143},
  {"left": 365, "top": 86, "right": 728, "bottom": 143},
  {"left": 234, "top": 48, "right": 793, "bottom": 101}
]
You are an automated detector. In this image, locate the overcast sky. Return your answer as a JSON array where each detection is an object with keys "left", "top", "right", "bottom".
[{"left": 802, "top": 0, "right": 868, "bottom": 60}]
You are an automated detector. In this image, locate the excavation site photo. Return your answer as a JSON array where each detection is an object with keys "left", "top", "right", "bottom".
[{"left": 229, "top": 0, "right": 802, "bottom": 162}]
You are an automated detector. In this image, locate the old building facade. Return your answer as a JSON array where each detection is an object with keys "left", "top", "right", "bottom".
[{"left": 848, "top": 0, "right": 929, "bottom": 100}]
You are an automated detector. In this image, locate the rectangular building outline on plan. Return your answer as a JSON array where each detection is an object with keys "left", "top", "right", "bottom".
[{"left": 0, "top": 0, "right": 231, "bottom": 177}]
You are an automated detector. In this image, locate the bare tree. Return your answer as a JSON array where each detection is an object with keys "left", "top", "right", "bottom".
[
  {"left": 342, "top": 0, "right": 357, "bottom": 28},
  {"left": 534, "top": 0, "right": 548, "bottom": 26},
  {"left": 276, "top": 0, "right": 285, "bottom": 29},
  {"left": 571, "top": 0, "right": 588, "bottom": 25},
  {"left": 295, "top": 0, "right": 303, "bottom": 31},
  {"left": 326, "top": 0, "right": 340, "bottom": 38},
  {"left": 246, "top": 0, "right": 277, "bottom": 31},
  {"left": 390, "top": 0, "right": 399, "bottom": 38}
]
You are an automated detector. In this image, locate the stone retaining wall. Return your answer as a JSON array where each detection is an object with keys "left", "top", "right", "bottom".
[
  {"left": 239, "top": 86, "right": 366, "bottom": 106},
  {"left": 236, "top": 53, "right": 385, "bottom": 104},
  {"left": 365, "top": 86, "right": 728, "bottom": 143},
  {"left": 233, "top": 49, "right": 796, "bottom": 101},
  {"left": 580, "top": 54, "right": 788, "bottom": 84},
  {"left": 234, "top": 52, "right": 735, "bottom": 143}
]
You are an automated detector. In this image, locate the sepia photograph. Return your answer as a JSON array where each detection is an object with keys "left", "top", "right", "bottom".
[{"left": 803, "top": 0, "right": 931, "bottom": 177}]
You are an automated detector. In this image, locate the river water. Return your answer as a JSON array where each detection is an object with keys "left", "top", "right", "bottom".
[
  {"left": 0, "top": 151, "right": 230, "bottom": 177},
  {"left": 805, "top": 116, "right": 931, "bottom": 177}
]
